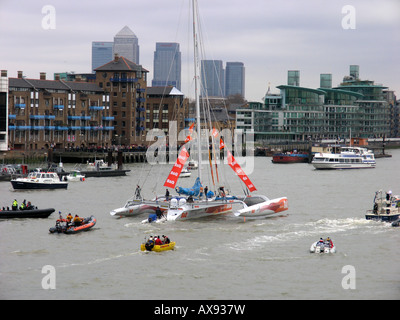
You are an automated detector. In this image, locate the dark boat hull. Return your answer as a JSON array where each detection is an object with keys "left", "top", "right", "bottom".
[
  {"left": 272, "top": 154, "right": 309, "bottom": 163},
  {"left": 80, "top": 169, "right": 130, "bottom": 177},
  {"left": 11, "top": 181, "right": 68, "bottom": 190},
  {"left": 0, "top": 208, "right": 55, "bottom": 219}
]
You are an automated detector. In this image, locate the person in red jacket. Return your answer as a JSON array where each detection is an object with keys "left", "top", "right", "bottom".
[{"left": 155, "top": 236, "right": 163, "bottom": 245}]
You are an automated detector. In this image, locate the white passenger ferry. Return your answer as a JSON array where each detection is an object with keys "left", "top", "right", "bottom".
[{"left": 312, "top": 146, "right": 376, "bottom": 169}]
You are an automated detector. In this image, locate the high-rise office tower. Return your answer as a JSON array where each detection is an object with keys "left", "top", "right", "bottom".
[
  {"left": 113, "top": 26, "right": 139, "bottom": 64},
  {"left": 201, "top": 60, "right": 224, "bottom": 97},
  {"left": 92, "top": 42, "right": 113, "bottom": 71},
  {"left": 152, "top": 43, "right": 181, "bottom": 90},
  {"left": 225, "top": 62, "right": 245, "bottom": 98},
  {"left": 288, "top": 70, "right": 300, "bottom": 86}
]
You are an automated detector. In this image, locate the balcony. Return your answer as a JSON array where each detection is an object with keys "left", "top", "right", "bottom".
[
  {"left": 45, "top": 126, "right": 55, "bottom": 130},
  {"left": 30, "top": 115, "right": 45, "bottom": 120},
  {"left": 68, "top": 115, "right": 81, "bottom": 120},
  {"left": 16, "top": 126, "right": 32, "bottom": 130},
  {"left": 44, "top": 115, "right": 56, "bottom": 120},
  {"left": 110, "top": 77, "right": 137, "bottom": 83},
  {"left": 102, "top": 116, "right": 114, "bottom": 121},
  {"left": 55, "top": 126, "right": 68, "bottom": 131},
  {"left": 54, "top": 105, "right": 64, "bottom": 110},
  {"left": 15, "top": 104, "right": 26, "bottom": 108},
  {"left": 8, "top": 115, "right": 16, "bottom": 119},
  {"left": 89, "top": 106, "right": 104, "bottom": 111}
]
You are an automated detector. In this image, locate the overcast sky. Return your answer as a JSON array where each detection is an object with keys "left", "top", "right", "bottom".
[{"left": 0, "top": 0, "right": 399, "bottom": 102}]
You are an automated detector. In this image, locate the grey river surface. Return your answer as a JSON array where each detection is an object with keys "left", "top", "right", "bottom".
[{"left": 1, "top": 150, "right": 399, "bottom": 300}]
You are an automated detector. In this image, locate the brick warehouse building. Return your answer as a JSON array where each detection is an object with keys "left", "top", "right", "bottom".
[{"left": 1, "top": 55, "right": 190, "bottom": 151}]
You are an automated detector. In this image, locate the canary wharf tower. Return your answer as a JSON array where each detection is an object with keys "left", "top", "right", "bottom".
[{"left": 113, "top": 26, "right": 140, "bottom": 64}]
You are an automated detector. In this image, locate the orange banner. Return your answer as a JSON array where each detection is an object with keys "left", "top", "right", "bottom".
[
  {"left": 164, "top": 146, "right": 190, "bottom": 189},
  {"left": 226, "top": 149, "right": 257, "bottom": 192}
]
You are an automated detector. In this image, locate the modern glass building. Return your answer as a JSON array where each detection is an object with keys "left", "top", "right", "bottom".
[
  {"left": 201, "top": 60, "right": 225, "bottom": 97},
  {"left": 152, "top": 43, "right": 181, "bottom": 90},
  {"left": 225, "top": 62, "right": 245, "bottom": 98},
  {"left": 92, "top": 42, "right": 113, "bottom": 71},
  {"left": 236, "top": 66, "right": 393, "bottom": 142},
  {"left": 113, "top": 26, "right": 139, "bottom": 64}
]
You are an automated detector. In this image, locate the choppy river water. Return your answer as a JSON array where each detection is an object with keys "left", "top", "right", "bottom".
[{"left": 1, "top": 150, "right": 399, "bottom": 300}]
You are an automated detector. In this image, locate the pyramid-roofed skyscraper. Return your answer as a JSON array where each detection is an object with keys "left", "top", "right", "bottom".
[{"left": 113, "top": 26, "right": 140, "bottom": 64}]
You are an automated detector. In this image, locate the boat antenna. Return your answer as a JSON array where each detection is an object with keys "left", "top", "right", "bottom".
[{"left": 192, "top": 0, "right": 202, "bottom": 182}]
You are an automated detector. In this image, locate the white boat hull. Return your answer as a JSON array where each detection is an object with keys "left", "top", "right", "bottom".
[
  {"left": 166, "top": 200, "right": 233, "bottom": 221},
  {"left": 234, "top": 196, "right": 288, "bottom": 218},
  {"left": 312, "top": 162, "right": 375, "bottom": 170},
  {"left": 310, "top": 242, "right": 336, "bottom": 253},
  {"left": 110, "top": 198, "right": 169, "bottom": 217}
]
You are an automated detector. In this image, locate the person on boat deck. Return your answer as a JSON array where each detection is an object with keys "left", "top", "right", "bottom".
[
  {"left": 318, "top": 238, "right": 324, "bottom": 246},
  {"left": 219, "top": 187, "right": 225, "bottom": 197},
  {"left": 146, "top": 236, "right": 154, "bottom": 246},
  {"left": 386, "top": 191, "right": 392, "bottom": 201},
  {"left": 20, "top": 200, "right": 27, "bottom": 210},
  {"left": 135, "top": 185, "right": 141, "bottom": 199},
  {"left": 165, "top": 189, "right": 170, "bottom": 201},
  {"left": 66, "top": 213, "right": 73, "bottom": 223},
  {"left": 73, "top": 214, "right": 83, "bottom": 226},
  {"left": 155, "top": 206, "right": 163, "bottom": 219},
  {"left": 187, "top": 195, "right": 194, "bottom": 203},
  {"left": 12, "top": 199, "right": 18, "bottom": 211},
  {"left": 204, "top": 186, "right": 208, "bottom": 199},
  {"left": 26, "top": 201, "right": 33, "bottom": 210},
  {"left": 155, "top": 236, "right": 163, "bottom": 245},
  {"left": 325, "top": 237, "right": 333, "bottom": 248},
  {"left": 162, "top": 235, "right": 170, "bottom": 244}
]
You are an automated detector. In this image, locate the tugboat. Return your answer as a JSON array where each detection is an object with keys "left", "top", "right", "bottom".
[{"left": 365, "top": 190, "right": 400, "bottom": 222}]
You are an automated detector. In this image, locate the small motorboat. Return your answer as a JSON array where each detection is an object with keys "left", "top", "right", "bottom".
[
  {"left": 64, "top": 170, "right": 85, "bottom": 182},
  {"left": 187, "top": 160, "right": 198, "bottom": 170},
  {"left": 11, "top": 172, "right": 68, "bottom": 190},
  {"left": 140, "top": 236, "right": 175, "bottom": 252},
  {"left": 179, "top": 168, "right": 191, "bottom": 178},
  {"left": 365, "top": 190, "right": 400, "bottom": 222},
  {"left": 0, "top": 207, "right": 55, "bottom": 219},
  {"left": 310, "top": 238, "right": 336, "bottom": 254},
  {"left": 49, "top": 215, "right": 96, "bottom": 234}
]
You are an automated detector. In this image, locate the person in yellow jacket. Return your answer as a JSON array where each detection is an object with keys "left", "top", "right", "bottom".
[
  {"left": 73, "top": 214, "right": 83, "bottom": 226},
  {"left": 12, "top": 199, "right": 18, "bottom": 211}
]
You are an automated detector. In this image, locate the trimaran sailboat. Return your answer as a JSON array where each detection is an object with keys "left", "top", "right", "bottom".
[{"left": 110, "top": 0, "right": 288, "bottom": 221}]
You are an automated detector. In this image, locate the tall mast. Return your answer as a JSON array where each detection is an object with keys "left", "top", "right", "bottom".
[{"left": 192, "top": 0, "right": 202, "bottom": 181}]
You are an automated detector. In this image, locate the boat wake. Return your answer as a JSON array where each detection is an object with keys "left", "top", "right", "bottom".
[{"left": 228, "top": 217, "right": 389, "bottom": 251}]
